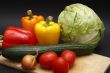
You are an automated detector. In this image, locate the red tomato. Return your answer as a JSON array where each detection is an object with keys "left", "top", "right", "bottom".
[
  {"left": 61, "top": 50, "right": 76, "bottom": 67},
  {"left": 39, "top": 51, "right": 58, "bottom": 69},
  {"left": 52, "top": 57, "right": 69, "bottom": 73}
]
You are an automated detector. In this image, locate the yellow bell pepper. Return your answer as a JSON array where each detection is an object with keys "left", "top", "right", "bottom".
[{"left": 34, "top": 16, "right": 60, "bottom": 45}]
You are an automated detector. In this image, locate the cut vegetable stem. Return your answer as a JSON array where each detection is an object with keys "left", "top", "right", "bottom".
[
  {"left": 0, "top": 35, "right": 3, "bottom": 47},
  {"left": 45, "top": 16, "right": 53, "bottom": 26},
  {"left": 27, "top": 10, "right": 33, "bottom": 20}
]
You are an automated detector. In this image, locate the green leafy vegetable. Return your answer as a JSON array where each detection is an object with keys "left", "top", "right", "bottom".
[{"left": 58, "top": 3, "right": 105, "bottom": 47}]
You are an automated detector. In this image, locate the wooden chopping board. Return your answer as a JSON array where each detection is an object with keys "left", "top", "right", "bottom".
[{"left": 0, "top": 53, "right": 110, "bottom": 73}]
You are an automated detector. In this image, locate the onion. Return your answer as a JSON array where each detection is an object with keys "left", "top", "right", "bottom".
[{"left": 21, "top": 55, "right": 37, "bottom": 70}]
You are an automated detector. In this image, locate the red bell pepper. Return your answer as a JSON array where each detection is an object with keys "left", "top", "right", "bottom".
[{"left": 2, "top": 26, "right": 37, "bottom": 48}]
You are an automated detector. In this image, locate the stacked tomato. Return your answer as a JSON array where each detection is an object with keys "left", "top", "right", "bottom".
[{"left": 39, "top": 50, "right": 76, "bottom": 73}]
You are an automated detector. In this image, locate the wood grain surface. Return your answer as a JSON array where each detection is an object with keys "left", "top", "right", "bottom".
[{"left": 0, "top": 54, "right": 110, "bottom": 73}]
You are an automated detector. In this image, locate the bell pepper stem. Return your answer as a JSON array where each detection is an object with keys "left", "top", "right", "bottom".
[
  {"left": 46, "top": 16, "right": 53, "bottom": 24},
  {"left": 45, "top": 16, "right": 53, "bottom": 26},
  {"left": 27, "top": 10, "right": 33, "bottom": 20}
]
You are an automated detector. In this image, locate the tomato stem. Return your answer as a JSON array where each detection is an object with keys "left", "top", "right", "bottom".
[{"left": 27, "top": 10, "right": 33, "bottom": 20}]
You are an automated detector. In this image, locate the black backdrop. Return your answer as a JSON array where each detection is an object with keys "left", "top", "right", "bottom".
[{"left": 0, "top": 0, "right": 110, "bottom": 73}]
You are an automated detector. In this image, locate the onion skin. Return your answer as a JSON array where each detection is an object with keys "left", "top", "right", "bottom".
[{"left": 21, "top": 55, "right": 37, "bottom": 70}]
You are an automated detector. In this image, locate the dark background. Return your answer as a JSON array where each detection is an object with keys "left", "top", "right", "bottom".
[{"left": 0, "top": 0, "right": 110, "bottom": 73}]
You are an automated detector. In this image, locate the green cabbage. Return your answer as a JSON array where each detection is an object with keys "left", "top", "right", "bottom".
[{"left": 58, "top": 3, "right": 105, "bottom": 47}]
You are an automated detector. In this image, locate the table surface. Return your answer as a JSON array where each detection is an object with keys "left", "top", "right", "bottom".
[{"left": 0, "top": 0, "right": 110, "bottom": 73}]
